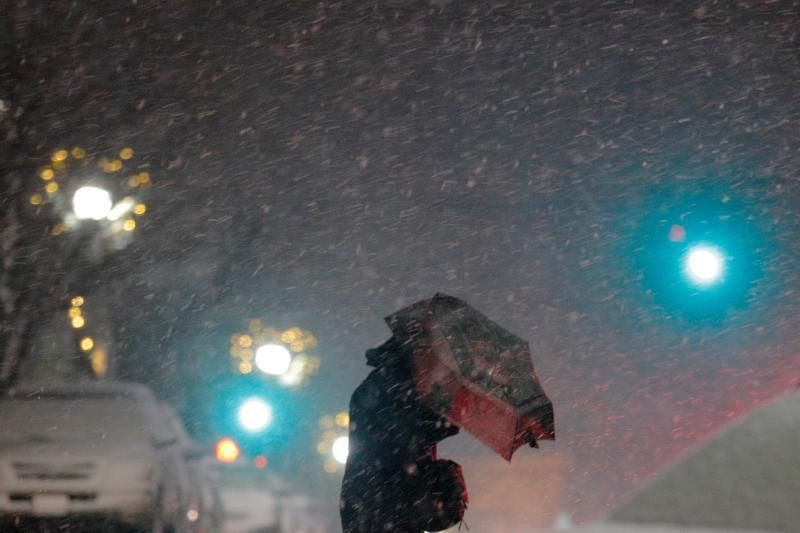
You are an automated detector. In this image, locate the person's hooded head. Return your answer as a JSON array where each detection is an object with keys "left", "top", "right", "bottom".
[{"left": 365, "top": 335, "right": 414, "bottom": 368}]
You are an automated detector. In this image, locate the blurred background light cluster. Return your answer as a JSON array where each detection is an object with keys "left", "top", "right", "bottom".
[
  {"left": 229, "top": 321, "right": 321, "bottom": 387},
  {"left": 316, "top": 411, "right": 350, "bottom": 473},
  {"left": 67, "top": 295, "right": 107, "bottom": 377},
  {"left": 31, "top": 146, "right": 151, "bottom": 244}
]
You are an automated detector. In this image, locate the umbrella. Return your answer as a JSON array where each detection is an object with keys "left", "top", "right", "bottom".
[
  {"left": 608, "top": 391, "right": 800, "bottom": 532},
  {"left": 386, "top": 293, "right": 554, "bottom": 461}
]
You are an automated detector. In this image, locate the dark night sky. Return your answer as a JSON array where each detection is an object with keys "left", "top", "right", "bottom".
[{"left": 7, "top": 0, "right": 800, "bottom": 529}]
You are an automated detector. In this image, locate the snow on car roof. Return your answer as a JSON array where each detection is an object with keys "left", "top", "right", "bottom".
[{"left": 0, "top": 381, "right": 176, "bottom": 441}]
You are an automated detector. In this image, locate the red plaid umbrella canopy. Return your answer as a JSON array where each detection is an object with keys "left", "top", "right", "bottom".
[{"left": 386, "top": 293, "right": 555, "bottom": 461}]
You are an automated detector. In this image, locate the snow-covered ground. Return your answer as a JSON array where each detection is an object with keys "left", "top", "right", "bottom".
[{"left": 217, "top": 469, "right": 328, "bottom": 533}]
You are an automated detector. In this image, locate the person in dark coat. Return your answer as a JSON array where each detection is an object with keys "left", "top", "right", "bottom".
[{"left": 340, "top": 336, "right": 468, "bottom": 533}]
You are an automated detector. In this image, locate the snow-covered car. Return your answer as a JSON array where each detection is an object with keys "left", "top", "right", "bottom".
[
  {"left": 161, "top": 405, "right": 224, "bottom": 533},
  {"left": 183, "top": 456, "right": 225, "bottom": 533},
  {"left": 0, "top": 381, "right": 183, "bottom": 531}
]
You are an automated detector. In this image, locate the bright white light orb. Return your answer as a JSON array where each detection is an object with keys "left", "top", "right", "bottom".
[
  {"left": 237, "top": 398, "right": 272, "bottom": 432},
  {"left": 686, "top": 246, "right": 723, "bottom": 285},
  {"left": 255, "top": 344, "right": 292, "bottom": 376},
  {"left": 332, "top": 436, "right": 349, "bottom": 465},
  {"left": 72, "top": 186, "right": 112, "bottom": 220}
]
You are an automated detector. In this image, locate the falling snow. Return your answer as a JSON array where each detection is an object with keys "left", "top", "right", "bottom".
[{"left": 1, "top": 1, "right": 800, "bottom": 531}]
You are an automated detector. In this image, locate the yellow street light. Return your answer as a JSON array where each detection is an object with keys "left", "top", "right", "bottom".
[
  {"left": 71, "top": 316, "right": 85, "bottom": 329},
  {"left": 91, "top": 347, "right": 108, "bottom": 377},
  {"left": 80, "top": 337, "right": 94, "bottom": 351},
  {"left": 280, "top": 327, "right": 302, "bottom": 344},
  {"left": 215, "top": 438, "right": 240, "bottom": 464},
  {"left": 335, "top": 411, "right": 350, "bottom": 428},
  {"left": 104, "top": 159, "right": 123, "bottom": 173}
]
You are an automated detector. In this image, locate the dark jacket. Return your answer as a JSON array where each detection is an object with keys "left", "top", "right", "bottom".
[{"left": 340, "top": 338, "right": 467, "bottom": 533}]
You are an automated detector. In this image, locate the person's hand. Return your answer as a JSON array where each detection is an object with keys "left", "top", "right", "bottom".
[{"left": 410, "top": 404, "right": 460, "bottom": 451}]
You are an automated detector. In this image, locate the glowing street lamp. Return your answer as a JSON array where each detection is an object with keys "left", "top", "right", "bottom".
[
  {"left": 237, "top": 397, "right": 273, "bottom": 433},
  {"left": 255, "top": 343, "right": 292, "bottom": 376},
  {"left": 32, "top": 146, "right": 151, "bottom": 238},
  {"left": 332, "top": 436, "right": 349, "bottom": 465},
  {"left": 72, "top": 186, "right": 112, "bottom": 220},
  {"left": 685, "top": 245, "right": 724, "bottom": 286},
  {"left": 29, "top": 147, "right": 152, "bottom": 380}
]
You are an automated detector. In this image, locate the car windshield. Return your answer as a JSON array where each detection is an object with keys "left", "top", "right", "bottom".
[{"left": 0, "top": 394, "right": 151, "bottom": 443}]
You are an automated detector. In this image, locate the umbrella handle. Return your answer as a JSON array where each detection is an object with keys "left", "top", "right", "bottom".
[{"left": 430, "top": 443, "right": 437, "bottom": 461}]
